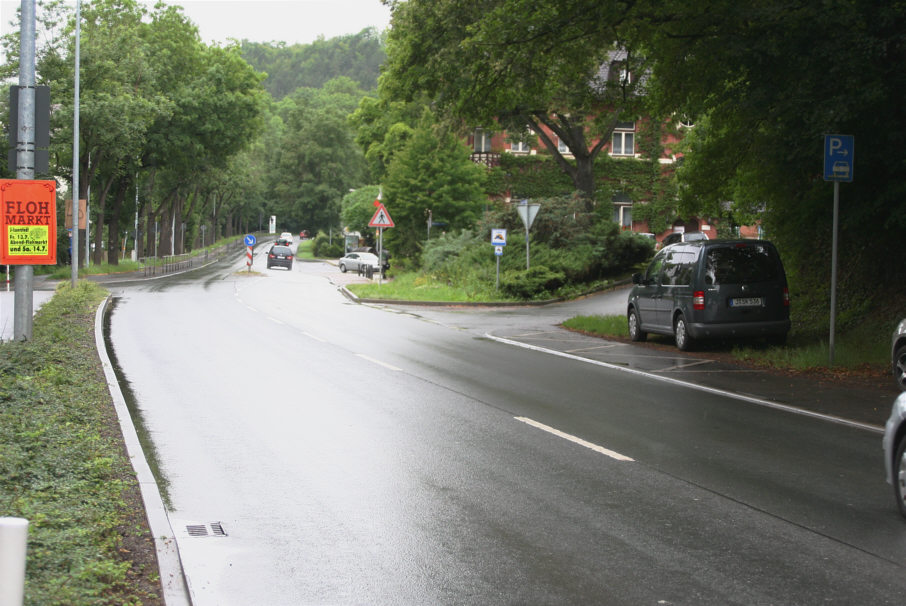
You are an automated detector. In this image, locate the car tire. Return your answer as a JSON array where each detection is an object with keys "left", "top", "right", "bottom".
[
  {"left": 674, "top": 313, "right": 694, "bottom": 351},
  {"left": 894, "top": 344, "right": 906, "bottom": 391},
  {"left": 894, "top": 434, "right": 906, "bottom": 518},
  {"left": 339, "top": 263, "right": 347, "bottom": 273},
  {"left": 628, "top": 309, "right": 647, "bottom": 342}
]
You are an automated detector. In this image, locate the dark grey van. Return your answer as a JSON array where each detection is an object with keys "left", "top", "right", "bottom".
[{"left": 627, "top": 240, "right": 790, "bottom": 350}]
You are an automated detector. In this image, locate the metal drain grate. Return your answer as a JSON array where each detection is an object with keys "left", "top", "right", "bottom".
[{"left": 185, "top": 522, "right": 227, "bottom": 537}]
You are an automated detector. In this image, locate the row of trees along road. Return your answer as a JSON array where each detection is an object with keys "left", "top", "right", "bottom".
[{"left": 1, "top": 2, "right": 382, "bottom": 266}]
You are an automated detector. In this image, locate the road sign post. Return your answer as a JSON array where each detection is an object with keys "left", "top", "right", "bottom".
[
  {"left": 823, "top": 135, "right": 854, "bottom": 365},
  {"left": 491, "top": 229, "right": 506, "bottom": 290},
  {"left": 244, "top": 234, "right": 256, "bottom": 272},
  {"left": 515, "top": 201, "right": 540, "bottom": 269},
  {"left": 368, "top": 203, "right": 395, "bottom": 285}
]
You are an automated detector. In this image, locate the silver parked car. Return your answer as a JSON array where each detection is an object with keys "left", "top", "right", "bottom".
[
  {"left": 883, "top": 391, "right": 906, "bottom": 518},
  {"left": 338, "top": 251, "right": 381, "bottom": 273},
  {"left": 893, "top": 318, "right": 906, "bottom": 391}
]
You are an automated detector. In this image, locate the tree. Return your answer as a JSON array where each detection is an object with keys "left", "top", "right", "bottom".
[
  {"left": 634, "top": 0, "right": 906, "bottom": 293},
  {"left": 383, "top": 0, "right": 645, "bottom": 203},
  {"left": 269, "top": 78, "right": 368, "bottom": 232},
  {"left": 382, "top": 110, "right": 487, "bottom": 259}
]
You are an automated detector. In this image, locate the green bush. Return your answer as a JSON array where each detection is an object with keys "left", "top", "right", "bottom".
[
  {"left": 311, "top": 233, "right": 345, "bottom": 258},
  {"left": 500, "top": 264, "right": 566, "bottom": 299}
]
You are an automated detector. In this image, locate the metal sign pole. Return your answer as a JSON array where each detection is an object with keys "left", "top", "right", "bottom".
[
  {"left": 13, "top": 0, "right": 36, "bottom": 341},
  {"left": 829, "top": 181, "right": 839, "bottom": 365}
]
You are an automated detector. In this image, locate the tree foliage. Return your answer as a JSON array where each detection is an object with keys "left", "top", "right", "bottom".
[
  {"left": 241, "top": 29, "right": 386, "bottom": 99},
  {"left": 382, "top": 111, "right": 487, "bottom": 259},
  {"left": 383, "top": 0, "right": 648, "bottom": 200}
]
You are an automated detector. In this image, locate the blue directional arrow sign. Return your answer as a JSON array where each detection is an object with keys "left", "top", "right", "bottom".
[
  {"left": 244, "top": 234, "right": 256, "bottom": 246},
  {"left": 824, "top": 135, "right": 853, "bottom": 182}
]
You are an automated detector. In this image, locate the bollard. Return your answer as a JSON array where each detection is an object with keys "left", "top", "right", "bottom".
[{"left": 0, "top": 517, "right": 28, "bottom": 606}]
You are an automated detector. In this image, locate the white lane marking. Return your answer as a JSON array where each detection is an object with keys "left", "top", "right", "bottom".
[
  {"left": 268, "top": 317, "right": 284, "bottom": 325},
  {"left": 487, "top": 333, "right": 883, "bottom": 434},
  {"left": 652, "top": 358, "right": 715, "bottom": 372},
  {"left": 356, "top": 353, "right": 402, "bottom": 371},
  {"left": 516, "top": 417, "right": 634, "bottom": 462},
  {"left": 303, "top": 331, "right": 326, "bottom": 342}
]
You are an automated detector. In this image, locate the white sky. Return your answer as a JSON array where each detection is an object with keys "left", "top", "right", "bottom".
[{"left": 1, "top": 0, "right": 392, "bottom": 52}]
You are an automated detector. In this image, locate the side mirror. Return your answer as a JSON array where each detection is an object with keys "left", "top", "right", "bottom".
[{"left": 632, "top": 272, "right": 643, "bottom": 285}]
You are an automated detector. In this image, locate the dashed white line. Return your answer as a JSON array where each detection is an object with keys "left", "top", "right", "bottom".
[
  {"left": 356, "top": 353, "right": 402, "bottom": 371},
  {"left": 515, "top": 417, "right": 634, "bottom": 461}
]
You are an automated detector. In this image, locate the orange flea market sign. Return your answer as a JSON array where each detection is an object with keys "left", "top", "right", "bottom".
[{"left": 1, "top": 179, "right": 57, "bottom": 265}]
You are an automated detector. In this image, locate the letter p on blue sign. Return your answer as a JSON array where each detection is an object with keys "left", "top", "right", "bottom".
[{"left": 824, "top": 135, "right": 854, "bottom": 182}]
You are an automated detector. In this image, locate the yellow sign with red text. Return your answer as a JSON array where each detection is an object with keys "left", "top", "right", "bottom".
[{"left": 1, "top": 179, "right": 57, "bottom": 265}]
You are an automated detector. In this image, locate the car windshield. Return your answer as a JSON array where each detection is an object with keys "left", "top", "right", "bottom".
[{"left": 706, "top": 244, "right": 778, "bottom": 284}]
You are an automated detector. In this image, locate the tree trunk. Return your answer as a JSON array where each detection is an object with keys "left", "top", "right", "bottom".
[
  {"left": 106, "top": 179, "right": 129, "bottom": 265},
  {"left": 92, "top": 176, "right": 115, "bottom": 266}
]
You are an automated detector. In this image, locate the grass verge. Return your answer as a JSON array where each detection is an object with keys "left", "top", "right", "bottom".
[
  {"left": 563, "top": 313, "right": 892, "bottom": 375},
  {"left": 0, "top": 281, "right": 161, "bottom": 605}
]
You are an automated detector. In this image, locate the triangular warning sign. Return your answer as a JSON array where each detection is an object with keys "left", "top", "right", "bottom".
[{"left": 368, "top": 203, "right": 395, "bottom": 228}]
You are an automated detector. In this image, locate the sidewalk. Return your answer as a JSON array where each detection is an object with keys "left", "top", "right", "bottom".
[{"left": 0, "top": 284, "right": 56, "bottom": 342}]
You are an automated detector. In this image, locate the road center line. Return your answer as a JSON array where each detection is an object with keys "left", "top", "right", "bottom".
[
  {"left": 488, "top": 333, "right": 882, "bottom": 434},
  {"left": 515, "top": 417, "right": 634, "bottom": 461}
]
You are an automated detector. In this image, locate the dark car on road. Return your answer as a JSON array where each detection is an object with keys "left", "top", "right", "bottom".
[
  {"left": 266, "top": 245, "right": 293, "bottom": 270},
  {"left": 628, "top": 239, "right": 790, "bottom": 350}
]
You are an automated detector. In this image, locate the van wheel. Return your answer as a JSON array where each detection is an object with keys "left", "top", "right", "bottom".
[
  {"left": 628, "top": 309, "right": 647, "bottom": 342},
  {"left": 674, "top": 314, "right": 694, "bottom": 351}
]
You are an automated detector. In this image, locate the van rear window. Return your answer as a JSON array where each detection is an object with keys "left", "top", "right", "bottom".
[{"left": 706, "top": 245, "right": 779, "bottom": 284}]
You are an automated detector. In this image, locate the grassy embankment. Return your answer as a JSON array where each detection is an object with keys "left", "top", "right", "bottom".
[{"left": 0, "top": 281, "right": 161, "bottom": 605}]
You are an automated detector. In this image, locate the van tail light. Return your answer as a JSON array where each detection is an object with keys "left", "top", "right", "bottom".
[
  {"left": 693, "top": 290, "right": 705, "bottom": 310},
  {"left": 782, "top": 287, "right": 790, "bottom": 307}
]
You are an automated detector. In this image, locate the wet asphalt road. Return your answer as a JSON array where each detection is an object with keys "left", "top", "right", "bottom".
[{"left": 101, "top": 251, "right": 906, "bottom": 605}]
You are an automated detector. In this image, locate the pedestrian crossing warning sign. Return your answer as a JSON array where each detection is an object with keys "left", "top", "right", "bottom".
[{"left": 368, "top": 203, "right": 395, "bottom": 228}]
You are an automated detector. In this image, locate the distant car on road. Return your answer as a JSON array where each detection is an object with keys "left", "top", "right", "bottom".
[
  {"left": 266, "top": 244, "right": 293, "bottom": 270},
  {"left": 893, "top": 318, "right": 906, "bottom": 391},
  {"left": 338, "top": 251, "right": 381, "bottom": 274},
  {"left": 279, "top": 232, "right": 294, "bottom": 245},
  {"left": 883, "top": 392, "right": 906, "bottom": 518}
]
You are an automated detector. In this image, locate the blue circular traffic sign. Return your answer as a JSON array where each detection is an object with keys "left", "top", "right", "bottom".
[{"left": 244, "top": 234, "right": 257, "bottom": 247}]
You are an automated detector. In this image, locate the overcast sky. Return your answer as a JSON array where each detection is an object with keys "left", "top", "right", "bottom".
[{"left": 1, "top": 0, "right": 392, "bottom": 52}]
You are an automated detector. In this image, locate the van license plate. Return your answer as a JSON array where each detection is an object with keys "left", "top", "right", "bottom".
[{"left": 730, "top": 297, "right": 762, "bottom": 307}]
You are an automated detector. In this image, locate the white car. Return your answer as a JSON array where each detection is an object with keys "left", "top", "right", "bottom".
[{"left": 279, "top": 232, "right": 294, "bottom": 245}]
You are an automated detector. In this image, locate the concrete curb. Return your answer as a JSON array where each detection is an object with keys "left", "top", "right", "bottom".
[
  {"left": 94, "top": 296, "right": 191, "bottom": 605},
  {"left": 339, "top": 277, "right": 632, "bottom": 307}
]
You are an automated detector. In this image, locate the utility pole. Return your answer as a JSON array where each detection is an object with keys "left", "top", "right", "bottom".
[
  {"left": 70, "top": 0, "right": 81, "bottom": 287},
  {"left": 13, "top": 0, "right": 36, "bottom": 341}
]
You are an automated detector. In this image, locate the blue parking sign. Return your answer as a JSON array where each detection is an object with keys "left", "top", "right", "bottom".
[{"left": 824, "top": 135, "right": 853, "bottom": 182}]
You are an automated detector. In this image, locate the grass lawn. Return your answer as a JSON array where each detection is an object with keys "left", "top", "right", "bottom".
[{"left": 0, "top": 282, "right": 162, "bottom": 605}]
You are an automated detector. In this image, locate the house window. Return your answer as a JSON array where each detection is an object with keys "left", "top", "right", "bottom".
[
  {"left": 612, "top": 192, "right": 632, "bottom": 228},
  {"left": 474, "top": 129, "right": 492, "bottom": 152},
  {"left": 611, "top": 122, "right": 635, "bottom": 156},
  {"left": 557, "top": 137, "right": 570, "bottom": 154},
  {"left": 510, "top": 140, "right": 529, "bottom": 153}
]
